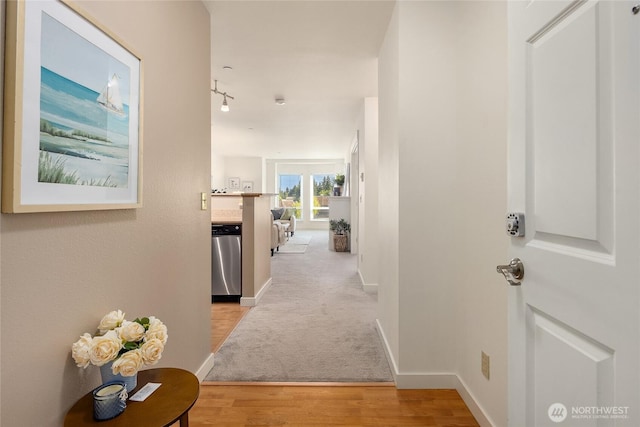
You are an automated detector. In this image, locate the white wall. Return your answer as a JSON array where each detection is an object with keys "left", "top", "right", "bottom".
[
  {"left": 0, "top": 2, "right": 212, "bottom": 426},
  {"left": 349, "top": 137, "right": 359, "bottom": 254},
  {"left": 211, "top": 151, "right": 225, "bottom": 190},
  {"left": 398, "top": 0, "right": 459, "bottom": 375},
  {"left": 377, "top": 4, "right": 401, "bottom": 367},
  {"left": 357, "top": 97, "right": 379, "bottom": 292},
  {"left": 224, "top": 156, "right": 263, "bottom": 192},
  {"left": 377, "top": 2, "right": 507, "bottom": 426},
  {"left": 453, "top": 2, "right": 508, "bottom": 424}
]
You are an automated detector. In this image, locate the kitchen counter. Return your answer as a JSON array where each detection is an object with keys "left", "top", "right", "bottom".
[
  {"left": 211, "top": 194, "right": 242, "bottom": 223},
  {"left": 212, "top": 219, "right": 242, "bottom": 225},
  {"left": 212, "top": 209, "right": 242, "bottom": 224},
  {"left": 210, "top": 193, "right": 276, "bottom": 224},
  {"left": 211, "top": 192, "right": 276, "bottom": 198}
]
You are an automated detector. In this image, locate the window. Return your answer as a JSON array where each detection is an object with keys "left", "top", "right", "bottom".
[
  {"left": 278, "top": 174, "right": 302, "bottom": 219},
  {"left": 311, "top": 174, "right": 334, "bottom": 220}
]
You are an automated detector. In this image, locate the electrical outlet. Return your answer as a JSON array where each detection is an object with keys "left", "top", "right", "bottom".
[{"left": 481, "top": 351, "right": 490, "bottom": 380}]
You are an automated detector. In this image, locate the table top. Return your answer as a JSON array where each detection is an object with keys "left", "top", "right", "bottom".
[{"left": 64, "top": 368, "right": 199, "bottom": 427}]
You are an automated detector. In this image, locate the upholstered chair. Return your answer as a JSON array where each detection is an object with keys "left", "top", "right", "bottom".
[{"left": 270, "top": 212, "right": 287, "bottom": 255}]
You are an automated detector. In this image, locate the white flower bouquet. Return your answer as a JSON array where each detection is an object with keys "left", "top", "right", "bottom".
[{"left": 71, "top": 310, "right": 168, "bottom": 377}]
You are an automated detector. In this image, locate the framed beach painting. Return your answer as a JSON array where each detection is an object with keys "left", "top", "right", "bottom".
[{"left": 2, "top": 0, "right": 142, "bottom": 213}]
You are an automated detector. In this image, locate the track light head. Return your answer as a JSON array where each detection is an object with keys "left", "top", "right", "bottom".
[{"left": 212, "top": 80, "right": 234, "bottom": 113}]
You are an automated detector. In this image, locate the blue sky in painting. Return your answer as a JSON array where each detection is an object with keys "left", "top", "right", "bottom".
[{"left": 40, "top": 12, "right": 130, "bottom": 104}]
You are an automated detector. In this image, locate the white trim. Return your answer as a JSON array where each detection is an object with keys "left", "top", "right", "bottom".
[
  {"left": 362, "top": 283, "right": 378, "bottom": 294},
  {"left": 455, "top": 376, "right": 494, "bottom": 427},
  {"left": 240, "top": 277, "right": 272, "bottom": 307},
  {"left": 351, "top": 130, "right": 359, "bottom": 154},
  {"left": 194, "top": 353, "right": 215, "bottom": 382},
  {"left": 376, "top": 319, "right": 494, "bottom": 426},
  {"left": 395, "top": 373, "right": 457, "bottom": 389},
  {"left": 359, "top": 269, "right": 378, "bottom": 294},
  {"left": 375, "top": 319, "right": 398, "bottom": 383}
]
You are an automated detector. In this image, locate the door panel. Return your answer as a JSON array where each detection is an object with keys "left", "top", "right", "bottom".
[
  {"left": 530, "top": 2, "right": 599, "bottom": 241},
  {"left": 529, "top": 308, "right": 615, "bottom": 426},
  {"left": 527, "top": 0, "right": 614, "bottom": 255},
  {"left": 508, "top": 0, "right": 639, "bottom": 425}
]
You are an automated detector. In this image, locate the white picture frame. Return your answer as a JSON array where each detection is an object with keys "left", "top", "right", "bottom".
[{"left": 228, "top": 177, "right": 240, "bottom": 190}]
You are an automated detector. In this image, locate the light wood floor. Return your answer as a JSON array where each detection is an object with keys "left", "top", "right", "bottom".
[
  {"left": 211, "top": 302, "right": 251, "bottom": 353},
  {"left": 190, "top": 384, "right": 479, "bottom": 426},
  {"left": 193, "top": 302, "right": 480, "bottom": 426}
]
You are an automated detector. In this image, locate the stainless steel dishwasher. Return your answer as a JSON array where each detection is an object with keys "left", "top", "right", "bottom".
[{"left": 211, "top": 224, "right": 241, "bottom": 302}]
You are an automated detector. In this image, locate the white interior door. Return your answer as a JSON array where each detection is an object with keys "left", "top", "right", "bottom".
[{"left": 508, "top": 1, "right": 639, "bottom": 426}]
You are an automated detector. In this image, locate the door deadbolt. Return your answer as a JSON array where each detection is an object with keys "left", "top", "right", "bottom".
[
  {"left": 506, "top": 212, "right": 525, "bottom": 237},
  {"left": 496, "top": 258, "right": 524, "bottom": 286}
]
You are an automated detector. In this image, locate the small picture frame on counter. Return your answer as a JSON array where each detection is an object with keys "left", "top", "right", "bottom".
[
  {"left": 242, "top": 181, "right": 254, "bottom": 192},
  {"left": 228, "top": 177, "right": 240, "bottom": 190}
]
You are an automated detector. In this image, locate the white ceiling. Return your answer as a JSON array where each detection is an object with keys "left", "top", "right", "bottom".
[{"left": 204, "top": 1, "right": 395, "bottom": 160}]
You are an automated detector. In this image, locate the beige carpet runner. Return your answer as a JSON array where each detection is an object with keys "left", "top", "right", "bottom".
[{"left": 205, "top": 230, "right": 393, "bottom": 382}]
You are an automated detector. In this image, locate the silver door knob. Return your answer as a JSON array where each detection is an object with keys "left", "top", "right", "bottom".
[{"left": 496, "top": 258, "right": 524, "bottom": 286}]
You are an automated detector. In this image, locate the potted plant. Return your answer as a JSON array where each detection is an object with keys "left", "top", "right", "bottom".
[
  {"left": 333, "top": 174, "right": 345, "bottom": 196},
  {"left": 329, "top": 218, "right": 351, "bottom": 252}
]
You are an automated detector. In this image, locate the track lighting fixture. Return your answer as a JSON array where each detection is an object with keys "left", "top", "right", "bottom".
[{"left": 211, "top": 80, "right": 234, "bottom": 112}]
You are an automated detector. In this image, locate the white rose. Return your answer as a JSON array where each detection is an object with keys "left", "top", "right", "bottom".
[
  {"left": 146, "top": 317, "right": 168, "bottom": 345},
  {"left": 89, "top": 330, "right": 122, "bottom": 366},
  {"left": 119, "top": 321, "right": 145, "bottom": 343},
  {"left": 112, "top": 349, "right": 143, "bottom": 377},
  {"left": 140, "top": 338, "right": 164, "bottom": 366},
  {"left": 98, "top": 310, "right": 125, "bottom": 334},
  {"left": 71, "top": 333, "right": 93, "bottom": 368}
]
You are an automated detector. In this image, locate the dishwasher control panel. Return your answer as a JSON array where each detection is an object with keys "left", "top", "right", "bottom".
[{"left": 212, "top": 224, "right": 241, "bottom": 235}]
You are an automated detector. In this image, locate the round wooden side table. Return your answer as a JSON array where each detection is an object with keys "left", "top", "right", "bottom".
[{"left": 65, "top": 367, "right": 199, "bottom": 427}]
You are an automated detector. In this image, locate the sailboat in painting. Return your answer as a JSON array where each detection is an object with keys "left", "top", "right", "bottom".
[{"left": 97, "top": 74, "right": 126, "bottom": 116}]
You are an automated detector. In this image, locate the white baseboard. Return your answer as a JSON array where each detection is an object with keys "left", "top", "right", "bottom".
[
  {"left": 240, "top": 297, "right": 255, "bottom": 307},
  {"left": 195, "top": 353, "right": 215, "bottom": 382},
  {"left": 362, "top": 283, "right": 378, "bottom": 294},
  {"left": 358, "top": 269, "right": 378, "bottom": 294},
  {"left": 375, "top": 319, "right": 494, "bottom": 427},
  {"left": 455, "top": 376, "right": 494, "bottom": 427},
  {"left": 375, "top": 319, "right": 398, "bottom": 382},
  {"left": 240, "top": 277, "right": 272, "bottom": 307},
  {"left": 395, "top": 373, "right": 458, "bottom": 389}
]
